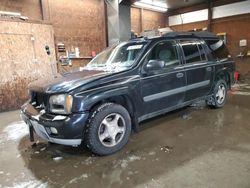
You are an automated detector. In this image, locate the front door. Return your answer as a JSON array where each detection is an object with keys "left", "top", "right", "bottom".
[{"left": 140, "top": 40, "right": 186, "bottom": 118}]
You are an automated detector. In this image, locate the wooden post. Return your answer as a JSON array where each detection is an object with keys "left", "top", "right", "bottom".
[
  {"left": 207, "top": 0, "right": 212, "bottom": 32},
  {"left": 40, "top": 0, "right": 50, "bottom": 21}
]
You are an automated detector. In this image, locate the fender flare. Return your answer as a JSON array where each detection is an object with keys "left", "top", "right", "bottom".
[
  {"left": 214, "top": 68, "right": 231, "bottom": 89},
  {"left": 75, "top": 86, "right": 140, "bottom": 132}
]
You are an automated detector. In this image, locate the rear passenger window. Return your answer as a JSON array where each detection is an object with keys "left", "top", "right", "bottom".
[
  {"left": 205, "top": 39, "right": 230, "bottom": 60},
  {"left": 180, "top": 41, "right": 202, "bottom": 64}
]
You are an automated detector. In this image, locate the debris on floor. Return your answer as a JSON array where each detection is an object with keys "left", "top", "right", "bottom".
[
  {"left": 190, "top": 100, "right": 206, "bottom": 110},
  {"left": 31, "top": 143, "right": 37, "bottom": 148},
  {"left": 40, "top": 147, "right": 46, "bottom": 151},
  {"left": 182, "top": 113, "right": 192, "bottom": 120},
  {"left": 53, "top": 156, "right": 63, "bottom": 162},
  {"left": 160, "top": 146, "right": 173, "bottom": 153},
  {"left": 69, "top": 173, "right": 88, "bottom": 184},
  {"left": 231, "top": 83, "right": 250, "bottom": 96},
  {"left": 148, "top": 151, "right": 156, "bottom": 156}
]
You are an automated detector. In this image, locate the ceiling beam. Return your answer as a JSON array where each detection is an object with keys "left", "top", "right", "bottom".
[{"left": 119, "top": 0, "right": 137, "bottom": 6}]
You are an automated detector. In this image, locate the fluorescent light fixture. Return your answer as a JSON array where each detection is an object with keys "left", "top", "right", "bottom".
[
  {"left": 140, "top": 0, "right": 168, "bottom": 9},
  {"left": 0, "top": 11, "right": 21, "bottom": 17},
  {"left": 133, "top": 1, "right": 168, "bottom": 12}
]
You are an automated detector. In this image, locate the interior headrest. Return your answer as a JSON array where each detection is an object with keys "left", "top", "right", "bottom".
[{"left": 159, "top": 50, "right": 172, "bottom": 61}]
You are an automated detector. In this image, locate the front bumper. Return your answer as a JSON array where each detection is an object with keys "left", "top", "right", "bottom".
[{"left": 21, "top": 102, "right": 89, "bottom": 146}]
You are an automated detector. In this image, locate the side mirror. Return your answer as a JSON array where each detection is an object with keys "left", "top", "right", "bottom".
[{"left": 146, "top": 60, "right": 165, "bottom": 71}]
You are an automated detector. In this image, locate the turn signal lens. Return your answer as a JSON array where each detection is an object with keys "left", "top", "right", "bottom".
[{"left": 66, "top": 95, "right": 73, "bottom": 113}]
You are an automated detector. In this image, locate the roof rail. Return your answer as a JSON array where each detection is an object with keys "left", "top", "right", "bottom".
[{"left": 162, "top": 31, "right": 217, "bottom": 39}]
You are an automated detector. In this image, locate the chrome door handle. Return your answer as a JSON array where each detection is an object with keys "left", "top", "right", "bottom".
[
  {"left": 176, "top": 72, "right": 184, "bottom": 78},
  {"left": 206, "top": 67, "right": 212, "bottom": 71}
]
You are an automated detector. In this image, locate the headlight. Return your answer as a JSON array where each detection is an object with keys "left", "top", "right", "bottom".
[{"left": 49, "top": 94, "right": 73, "bottom": 114}]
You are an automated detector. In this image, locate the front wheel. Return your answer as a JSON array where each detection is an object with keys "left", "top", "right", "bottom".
[
  {"left": 207, "top": 80, "right": 227, "bottom": 108},
  {"left": 84, "top": 103, "right": 131, "bottom": 156}
]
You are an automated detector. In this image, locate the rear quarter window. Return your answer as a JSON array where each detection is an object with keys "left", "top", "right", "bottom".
[{"left": 205, "top": 39, "right": 230, "bottom": 60}]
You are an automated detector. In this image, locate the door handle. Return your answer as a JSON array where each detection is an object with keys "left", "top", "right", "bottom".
[
  {"left": 176, "top": 72, "right": 184, "bottom": 78},
  {"left": 206, "top": 67, "right": 212, "bottom": 72}
]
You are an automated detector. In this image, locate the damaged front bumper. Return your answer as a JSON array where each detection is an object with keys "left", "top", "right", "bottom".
[{"left": 21, "top": 102, "right": 89, "bottom": 146}]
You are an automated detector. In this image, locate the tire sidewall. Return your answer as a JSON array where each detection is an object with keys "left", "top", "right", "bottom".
[
  {"left": 213, "top": 80, "right": 227, "bottom": 108},
  {"left": 87, "top": 104, "right": 131, "bottom": 155}
]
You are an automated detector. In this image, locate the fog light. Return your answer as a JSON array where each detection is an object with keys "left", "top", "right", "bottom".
[{"left": 50, "top": 127, "right": 58, "bottom": 134}]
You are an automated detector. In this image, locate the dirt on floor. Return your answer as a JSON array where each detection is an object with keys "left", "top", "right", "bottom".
[{"left": 0, "top": 83, "right": 250, "bottom": 188}]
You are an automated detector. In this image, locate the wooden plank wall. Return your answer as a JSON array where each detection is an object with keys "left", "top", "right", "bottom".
[
  {"left": 170, "top": 14, "right": 250, "bottom": 76},
  {"left": 49, "top": 0, "right": 107, "bottom": 58},
  {"left": 0, "top": 0, "right": 42, "bottom": 20},
  {"left": 0, "top": 21, "right": 56, "bottom": 111},
  {"left": 131, "top": 7, "right": 167, "bottom": 35},
  {"left": 0, "top": 0, "right": 107, "bottom": 111}
]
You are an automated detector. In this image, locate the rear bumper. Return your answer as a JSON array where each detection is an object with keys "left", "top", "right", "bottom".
[{"left": 21, "top": 102, "right": 89, "bottom": 146}]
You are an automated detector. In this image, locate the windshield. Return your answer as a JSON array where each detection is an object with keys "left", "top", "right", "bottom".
[{"left": 85, "top": 42, "right": 146, "bottom": 72}]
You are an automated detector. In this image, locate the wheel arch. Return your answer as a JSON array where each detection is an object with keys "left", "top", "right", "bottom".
[
  {"left": 215, "top": 69, "right": 231, "bottom": 89},
  {"left": 84, "top": 88, "right": 139, "bottom": 132}
]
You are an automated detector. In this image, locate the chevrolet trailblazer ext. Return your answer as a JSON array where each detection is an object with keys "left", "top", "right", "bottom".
[{"left": 21, "top": 32, "right": 235, "bottom": 155}]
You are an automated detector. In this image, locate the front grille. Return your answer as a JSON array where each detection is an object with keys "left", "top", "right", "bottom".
[{"left": 30, "top": 91, "right": 48, "bottom": 109}]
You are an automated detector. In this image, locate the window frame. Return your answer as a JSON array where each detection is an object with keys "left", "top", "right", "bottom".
[
  {"left": 179, "top": 39, "right": 208, "bottom": 65},
  {"left": 197, "top": 41, "right": 208, "bottom": 62},
  {"left": 141, "top": 39, "right": 182, "bottom": 72}
]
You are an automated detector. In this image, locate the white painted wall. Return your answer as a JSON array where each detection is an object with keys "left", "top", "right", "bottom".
[
  {"left": 169, "top": 0, "right": 250, "bottom": 26},
  {"left": 169, "top": 9, "right": 208, "bottom": 26},
  {"left": 213, "top": 0, "right": 250, "bottom": 19}
]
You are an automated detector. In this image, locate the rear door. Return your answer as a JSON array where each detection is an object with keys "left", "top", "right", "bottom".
[
  {"left": 179, "top": 39, "right": 214, "bottom": 101},
  {"left": 140, "top": 40, "right": 186, "bottom": 117}
]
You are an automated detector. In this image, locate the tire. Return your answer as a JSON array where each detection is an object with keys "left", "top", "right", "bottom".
[
  {"left": 207, "top": 80, "right": 227, "bottom": 108},
  {"left": 84, "top": 103, "right": 131, "bottom": 156}
]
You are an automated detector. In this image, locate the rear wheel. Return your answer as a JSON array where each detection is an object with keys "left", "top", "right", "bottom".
[
  {"left": 207, "top": 80, "right": 227, "bottom": 108},
  {"left": 84, "top": 103, "right": 131, "bottom": 156}
]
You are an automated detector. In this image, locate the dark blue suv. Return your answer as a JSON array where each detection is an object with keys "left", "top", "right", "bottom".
[{"left": 21, "top": 32, "right": 235, "bottom": 155}]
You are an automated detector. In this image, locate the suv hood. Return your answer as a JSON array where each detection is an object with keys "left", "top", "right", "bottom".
[{"left": 28, "top": 70, "right": 111, "bottom": 93}]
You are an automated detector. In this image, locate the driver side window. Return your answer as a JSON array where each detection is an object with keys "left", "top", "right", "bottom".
[{"left": 145, "top": 40, "right": 180, "bottom": 69}]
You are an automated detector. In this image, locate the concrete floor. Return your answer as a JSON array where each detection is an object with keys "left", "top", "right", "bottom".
[{"left": 1, "top": 83, "right": 250, "bottom": 188}]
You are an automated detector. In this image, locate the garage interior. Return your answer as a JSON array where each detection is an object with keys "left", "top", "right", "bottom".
[{"left": 0, "top": 0, "right": 250, "bottom": 187}]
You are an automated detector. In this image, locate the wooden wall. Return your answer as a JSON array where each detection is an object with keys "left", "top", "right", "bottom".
[
  {"left": 170, "top": 21, "right": 208, "bottom": 33},
  {"left": 131, "top": 7, "right": 141, "bottom": 34},
  {"left": 211, "top": 14, "right": 250, "bottom": 56},
  {"left": 212, "top": 14, "right": 250, "bottom": 76},
  {"left": 0, "top": 0, "right": 107, "bottom": 59},
  {"left": 131, "top": 7, "right": 167, "bottom": 35},
  {"left": 170, "top": 13, "right": 250, "bottom": 76},
  {"left": 0, "top": 0, "right": 107, "bottom": 111},
  {"left": 0, "top": 0, "right": 42, "bottom": 20},
  {"left": 168, "top": 0, "right": 250, "bottom": 76},
  {"left": 49, "top": 0, "right": 107, "bottom": 58},
  {"left": 0, "top": 21, "right": 56, "bottom": 111}
]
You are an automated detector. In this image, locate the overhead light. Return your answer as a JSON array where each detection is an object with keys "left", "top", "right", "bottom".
[
  {"left": 0, "top": 11, "right": 21, "bottom": 17},
  {"left": 140, "top": 0, "right": 168, "bottom": 9},
  {"left": 133, "top": 1, "right": 168, "bottom": 12}
]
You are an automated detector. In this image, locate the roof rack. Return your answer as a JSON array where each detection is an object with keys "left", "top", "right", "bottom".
[{"left": 162, "top": 31, "right": 217, "bottom": 39}]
